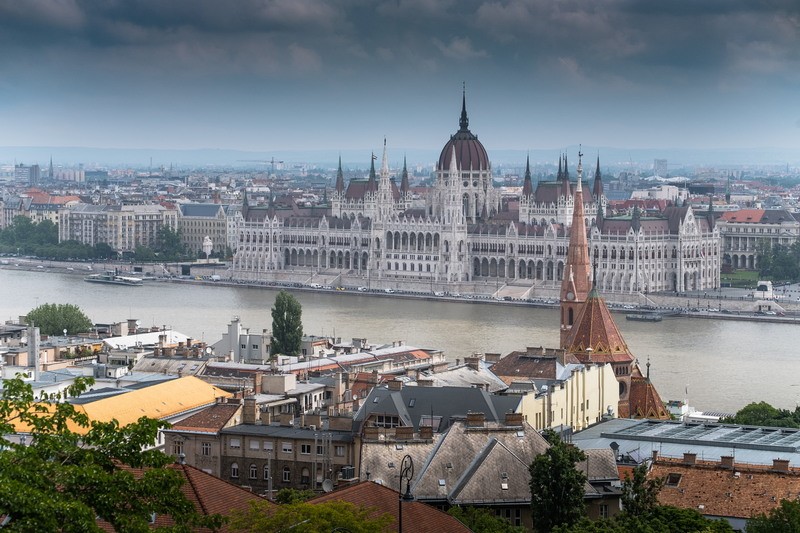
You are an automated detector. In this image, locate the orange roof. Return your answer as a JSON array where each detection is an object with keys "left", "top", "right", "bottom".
[
  {"left": 720, "top": 209, "right": 765, "bottom": 223},
  {"left": 310, "top": 481, "right": 471, "bottom": 532},
  {"left": 565, "top": 288, "right": 634, "bottom": 364}
]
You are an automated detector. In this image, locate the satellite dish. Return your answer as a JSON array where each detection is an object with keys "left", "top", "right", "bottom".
[{"left": 322, "top": 479, "right": 333, "bottom": 493}]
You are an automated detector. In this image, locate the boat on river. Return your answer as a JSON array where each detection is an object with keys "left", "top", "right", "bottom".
[
  {"left": 84, "top": 271, "right": 143, "bottom": 286},
  {"left": 625, "top": 313, "right": 663, "bottom": 322}
]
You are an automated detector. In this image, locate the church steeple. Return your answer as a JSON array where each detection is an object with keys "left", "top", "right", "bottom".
[
  {"left": 560, "top": 148, "right": 591, "bottom": 348},
  {"left": 522, "top": 154, "right": 533, "bottom": 197},
  {"left": 562, "top": 152, "right": 571, "bottom": 198},
  {"left": 557, "top": 155, "right": 563, "bottom": 181},
  {"left": 335, "top": 155, "right": 344, "bottom": 193}
]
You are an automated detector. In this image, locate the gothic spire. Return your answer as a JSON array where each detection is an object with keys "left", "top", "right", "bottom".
[
  {"left": 459, "top": 82, "right": 469, "bottom": 131},
  {"left": 400, "top": 156, "right": 410, "bottom": 194},
  {"left": 593, "top": 154, "right": 604, "bottom": 200},
  {"left": 557, "top": 155, "right": 563, "bottom": 181},
  {"left": 335, "top": 155, "right": 344, "bottom": 193},
  {"left": 522, "top": 154, "right": 533, "bottom": 197},
  {"left": 380, "top": 137, "right": 389, "bottom": 177}
]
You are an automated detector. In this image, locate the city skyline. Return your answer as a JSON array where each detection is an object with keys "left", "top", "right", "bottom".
[{"left": 1, "top": 1, "right": 799, "bottom": 155}]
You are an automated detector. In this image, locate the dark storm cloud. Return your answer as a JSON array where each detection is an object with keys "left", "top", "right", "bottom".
[
  {"left": 0, "top": 0, "right": 797, "bottom": 150},
  {"left": 1, "top": 0, "right": 796, "bottom": 84}
]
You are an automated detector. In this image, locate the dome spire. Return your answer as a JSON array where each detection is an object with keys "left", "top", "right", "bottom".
[
  {"left": 459, "top": 82, "right": 469, "bottom": 131},
  {"left": 401, "top": 155, "right": 409, "bottom": 193}
]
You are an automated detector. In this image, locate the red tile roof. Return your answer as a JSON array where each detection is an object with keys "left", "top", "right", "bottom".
[
  {"left": 170, "top": 403, "right": 241, "bottom": 433},
  {"left": 652, "top": 458, "right": 800, "bottom": 520},
  {"left": 310, "top": 481, "right": 471, "bottom": 532}
]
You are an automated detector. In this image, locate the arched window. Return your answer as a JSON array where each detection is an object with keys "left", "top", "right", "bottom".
[
  {"left": 249, "top": 464, "right": 258, "bottom": 479},
  {"left": 231, "top": 462, "right": 239, "bottom": 478},
  {"left": 283, "top": 466, "right": 291, "bottom": 482}
]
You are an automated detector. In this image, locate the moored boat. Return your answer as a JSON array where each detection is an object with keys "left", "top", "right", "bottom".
[
  {"left": 625, "top": 313, "right": 662, "bottom": 322},
  {"left": 84, "top": 271, "right": 143, "bottom": 286}
]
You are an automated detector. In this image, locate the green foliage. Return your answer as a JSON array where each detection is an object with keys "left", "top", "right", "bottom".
[
  {"left": 228, "top": 499, "right": 393, "bottom": 533},
  {"left": 747, "top": 499, "right": 800, "bottom": 533},
  {"left": 26, "top": 303, "right": 93, "bottom": 336},
  {"left": 273, "top": 488, "right": 315, "bottom": 504},
  {"left": 529, "top": 429, "right": 587, "bottom": 533},
  {"left": 448, "top": 505, "right": 526, "bottom": 532},
  {"left": 557, "top": 506, "right": 734, "bottom": 532},
  {"left": 0, "top": 217, "right": 109, "bottom": 260},
  {"left": 0, "top": 376, "right": 223, "bottom": 532},
  {"left": 757, "top": 240, "right": 800, "bottom": 282},
  {"left": 621, "top": 463, "right": 664, "bottom": 517},
  {"left": 155, "top": 226, "right": 188, "bottom": 261},
  {"left": 270, "top": 291, "right": 303, "bottom": 357},
  {"left": 720, "top": 401, "right": 800, "bottom": 428}
]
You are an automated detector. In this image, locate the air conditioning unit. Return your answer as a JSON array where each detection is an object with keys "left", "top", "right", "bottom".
[{"left": 340, "top": 465, "right": 356, "bottom": 480}]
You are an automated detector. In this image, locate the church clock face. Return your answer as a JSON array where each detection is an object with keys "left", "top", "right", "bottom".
[{"left": 566, "top": 291, "right": 575, "bottom": 301}]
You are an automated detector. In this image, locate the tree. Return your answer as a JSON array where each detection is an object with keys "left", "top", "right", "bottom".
[
  {"left": 271, "top": 290, "right": 303, "bottom": 357},
  {"left": 26, "top": 303, "right": 93, "bottom": 336},
  {"left": 721, "top": 401, "right": 798, "bottom": 428},
  {"left": 273, "top": 488, "right": 315, "bottom": 504},
  {"left": 448, "top": 505, "right": 526, "bottom": 532},
  {"left": 748, "top": 499, "right": 800, "bottom": 533},
  {"left": 556, "top": 506, "right": 734, "bottom": 532},
  {"left": 621, "top": 463, "right": 664, "bottom": 517},
  {"left": 0, "top": 376, "right": 223, "bottom": 531},
  {"left": 228, "top": 499, "right": 393, "bottom": 533},
  {"left": 529, "top": 429, "right": 587, "bottom": 533}
]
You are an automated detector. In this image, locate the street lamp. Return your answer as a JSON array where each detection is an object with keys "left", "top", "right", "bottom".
[{"left": 398, "top": 454, "right": 414, "bottom": 533}]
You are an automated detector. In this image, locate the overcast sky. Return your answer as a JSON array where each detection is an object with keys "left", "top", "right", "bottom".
[{"left": 1, "top": 0, "right": 799, "bottom": 155}]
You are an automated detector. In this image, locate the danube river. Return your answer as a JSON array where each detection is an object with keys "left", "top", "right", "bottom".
[{"left": 2, "top": 268, "right": 798, "bottom": 414}]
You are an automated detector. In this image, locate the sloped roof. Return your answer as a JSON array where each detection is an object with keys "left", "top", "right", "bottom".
[
  {"left": 354, "top": 385, "right": 521, "bottom": 432},
  {"left": 310, "top": 481, "right": 471, "bottom": 532},
  {"left": 169, "top": 402, "right": 241, "bottom": 433},
  {"left": 81, "top": 376, "right": 231, "bottom": 427},
  {"left": 448, "top": 438, "right": 532, "bottom": 504},
  {"left": 652, "top": 458, "right": 800, "bottom": 520},
  {"left": 490, "top": 351, "right": 579, "bottom": 386},
  {"left": 629, "top": 375, "right": 671, "bottom": 420},
  {"left": 98, "top": 463, "right": 272, "bottom": 532},
  {"left": 719, "top": 209, "right": 765, "bottom": 223},
  {"left": 179, "top": 203, "right": 225, "bottom": 217},
  {"left": 565, "top": 288, "right": 634, "bottom": 365}
]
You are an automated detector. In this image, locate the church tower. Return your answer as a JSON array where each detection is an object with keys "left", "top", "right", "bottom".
[
  {"left": 560, "top": 149, "right": 592, "bottom": 348},
  {"left": 377, "top": 138, "right": 394, "bottom": 220}
]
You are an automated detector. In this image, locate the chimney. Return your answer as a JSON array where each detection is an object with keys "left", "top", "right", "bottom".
[
  {"left": 720, "top": 456, "right": 734, "bottom": 469},
  {"left": 683, "top": 452, "right": 697, "bottom": 466},
  {"left": 772, "top": 459, "right": 790, "bottom": 473},
  {"left": 419, "top": 426, "right": 433, "bottom": 440},
  {"left": 652, "top": 450, "right": 659, "bottom": 463},
  {"left": 243, "top": 397, "right": 258, "bottom": 425},
  {"left": 465, "top": 354, "right": 482, "bottom": 371},
  {"left": 505, "top": 412, "right": 524, "bottom": 427},
  {"left": 395, "top": 426, "right": 414, "bottom": 440},
  {"left": 388, "top": 379, "right": 403, "bottom": 391},
  {"left": 416, "top": 378, "right": 434, "bottom": 387},
  {"left": 363, "top": 426, "right": 380, "bottom": 439},
  {"left": 466, "top": 412, "right": 485, "bottom": 428},
  {"left": 484, "top": 353, "right": 502, "bottom": 364},
  {"left": 279, "top": 413, "right": 294, "bottom": 427},
  {"left": 253, "top": 372, "right": 263, "bottom": 395}
]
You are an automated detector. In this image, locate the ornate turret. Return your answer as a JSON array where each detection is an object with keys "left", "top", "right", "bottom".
[
  {"left": 562, "top": 153, "right": 571, "bottom": 199},
  {"left": 560, "top": 149, "right": 591, "bottom": 348},
  {"left": 522, "top": 154, "right": 533, "bottom": 197},
  {"left": 631, "top": 205, "right": 641, "bottom": 232}
]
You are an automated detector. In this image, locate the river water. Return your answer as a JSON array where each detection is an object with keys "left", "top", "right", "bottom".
[{"left": 1, "top": 268, "right": 797, "bottom": 413}]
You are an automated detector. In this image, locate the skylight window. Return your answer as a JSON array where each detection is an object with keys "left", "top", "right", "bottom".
[{"left": 665, "top": 473, "right": 682, "bottom": 487}]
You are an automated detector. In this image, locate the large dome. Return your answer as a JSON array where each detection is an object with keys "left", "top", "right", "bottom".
[{"left": 437, "top": 93, "right": 489, "bottom": 172}]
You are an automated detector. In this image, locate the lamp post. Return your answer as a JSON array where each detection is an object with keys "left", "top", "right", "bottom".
[{"left": 398, "top": 454, "right": 414, "bottom": 533}]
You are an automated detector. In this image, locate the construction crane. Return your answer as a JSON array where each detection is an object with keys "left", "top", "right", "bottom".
[{"left": 237, "top": 157, "right": 284, "bottom": 174}]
